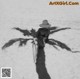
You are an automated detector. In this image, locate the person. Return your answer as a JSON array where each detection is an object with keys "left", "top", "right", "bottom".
[{"left": 37, "top": 20, "right": 51, "bottom": 48}]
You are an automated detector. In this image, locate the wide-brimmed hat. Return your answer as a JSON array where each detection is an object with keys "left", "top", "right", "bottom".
[{"left": 39, "top": 20, "right": 51, "bottom": 28}]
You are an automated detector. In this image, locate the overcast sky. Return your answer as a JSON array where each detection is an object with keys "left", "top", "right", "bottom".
[{"left": 0, "top": 0, "right": 80, "bottom": 79}]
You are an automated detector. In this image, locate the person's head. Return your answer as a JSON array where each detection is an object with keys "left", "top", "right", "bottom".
[{"left": 39, "top": 20, "right": 51, "bottom": 28}]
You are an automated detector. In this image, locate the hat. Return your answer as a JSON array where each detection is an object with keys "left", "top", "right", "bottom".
[{"left": 39, "top": 20, "right": 51, "bottom": 28}]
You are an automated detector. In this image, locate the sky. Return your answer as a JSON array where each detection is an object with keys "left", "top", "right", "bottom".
[{"left": 0, "top": 0, "right": 80, "bottom": 79}]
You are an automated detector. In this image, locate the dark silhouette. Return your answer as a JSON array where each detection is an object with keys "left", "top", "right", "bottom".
[{"left": 2, "top": 20, "right": 79, "bottom": 79}]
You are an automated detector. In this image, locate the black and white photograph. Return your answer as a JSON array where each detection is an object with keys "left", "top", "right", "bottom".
[{"left": 0, "top": 0, "right": 80, "bottom": 79}]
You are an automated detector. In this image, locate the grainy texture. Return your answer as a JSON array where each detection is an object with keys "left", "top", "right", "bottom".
[{"left": 36, "top": 47, "right": 51, "bottom": 79}]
